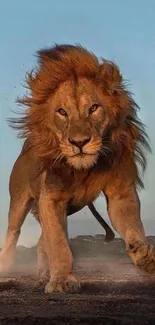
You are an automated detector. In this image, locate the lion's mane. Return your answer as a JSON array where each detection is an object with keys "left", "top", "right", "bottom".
[{"left": 9, "top": 44, "right": 151, "bottom": 188}]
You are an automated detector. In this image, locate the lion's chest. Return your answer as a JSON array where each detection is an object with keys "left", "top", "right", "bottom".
[{"left": 70, "top": 172, "right": 106, "bottom": 206}]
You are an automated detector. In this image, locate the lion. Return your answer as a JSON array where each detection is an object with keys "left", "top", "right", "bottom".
[{"left": 0, "top": 44, "right": 154, "bottom": 294}]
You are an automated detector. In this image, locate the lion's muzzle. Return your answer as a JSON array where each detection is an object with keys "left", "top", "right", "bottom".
[{"left": 68, "top": 136, "right": 91, "bottom": 150}]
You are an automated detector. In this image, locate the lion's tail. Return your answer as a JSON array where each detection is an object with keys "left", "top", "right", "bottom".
[{"left": 88, "top": 203, "right": 115, "bottom": 242}]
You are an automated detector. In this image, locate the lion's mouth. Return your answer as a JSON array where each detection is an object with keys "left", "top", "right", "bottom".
[
  {"left": 72, "top": 152, "right": 95, "bottom": 157},
  {"left": 67, "top": 152, "right": 98, "bottom": 169}
]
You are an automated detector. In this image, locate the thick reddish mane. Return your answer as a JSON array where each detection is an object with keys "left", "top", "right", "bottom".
[
  {"left": 24, "top": 44, "right": 100, "bottom": 105},
  {"left": 8, "top": 44, "right": 151, "bottom": 189}
]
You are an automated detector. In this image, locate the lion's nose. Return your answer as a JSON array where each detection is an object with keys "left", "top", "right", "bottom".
[{"left": 68, "top": 136, "right": 91, "bottom": 149}]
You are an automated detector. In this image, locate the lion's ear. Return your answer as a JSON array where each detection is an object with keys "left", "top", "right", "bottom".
[{"left": 99, "top": 60, "right": 123, "bottom": 95}]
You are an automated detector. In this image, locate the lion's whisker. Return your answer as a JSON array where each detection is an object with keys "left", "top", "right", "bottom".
[{"left": 52, "top": 153, "right": 64, "bottom": 167}]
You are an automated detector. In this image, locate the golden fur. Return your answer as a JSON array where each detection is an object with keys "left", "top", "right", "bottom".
[
  {"left": 12, "top": 44, "right": 149, "bottom": 183},
  {"left": 0, "top": 44, "right": 154, "bottom": 294}
]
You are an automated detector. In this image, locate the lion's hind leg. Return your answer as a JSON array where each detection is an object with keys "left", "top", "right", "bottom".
[
  {"left": 0, "top": 193, "right": 33, "bottom": 273},
  {"left": 31, "top": 204, "right": 49, "bottom": 279},
  {"left": 37, "top": 233, "right": 49, "bottom": 281}
]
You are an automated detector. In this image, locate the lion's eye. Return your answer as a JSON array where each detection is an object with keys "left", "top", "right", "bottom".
[
  {"left": 56, "top": 108, "right": 67, "bottom": 116},
  {"left": 89, "top": 104, "right": 99, "bottom": 114}
]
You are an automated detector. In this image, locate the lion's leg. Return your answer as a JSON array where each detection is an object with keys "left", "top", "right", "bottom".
[
  {"left": 32, "top": 212, "right": 50, "bottom": 279},
  {"left": 0, "top": 194, "right": 33, "bottom": 273},
  {"left": 39, "top": 175, "right": 80, "bottom": 294},
  {"left": 37, "top": 233, "right": 49, "bottom": 280},
  {"left": 105, "top": 187, "right": 155, "bottom": 272},
  {"left": 37, "top": 214, "right": 68, "bottom": 281}
]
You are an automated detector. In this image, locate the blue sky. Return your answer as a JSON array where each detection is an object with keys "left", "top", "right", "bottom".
[{"left": 0, "top": 0, "right": 155, "bottom": 246}]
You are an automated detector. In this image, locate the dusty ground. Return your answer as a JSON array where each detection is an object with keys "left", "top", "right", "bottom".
[{"left": 0, "top": 235, "right": 155, "bottom": 324}]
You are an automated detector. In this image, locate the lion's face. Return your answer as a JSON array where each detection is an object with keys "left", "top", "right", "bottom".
[
  {"left": 47, "top": 78, "right": 111, "bottom": 169},
  {"left": 12, "top": 44, "right": 148, "bottom": 181}
]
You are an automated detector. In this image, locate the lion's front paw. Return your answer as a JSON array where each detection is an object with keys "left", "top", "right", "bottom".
[
  {"left": 45, "top": 273, "right": 81, "bottom": 294},
  {"left": 136, "top": 245, "right": 155, "bottom": 272},
  {"left": 128, "top": 243, "right": 155, "bottom": 272}
]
